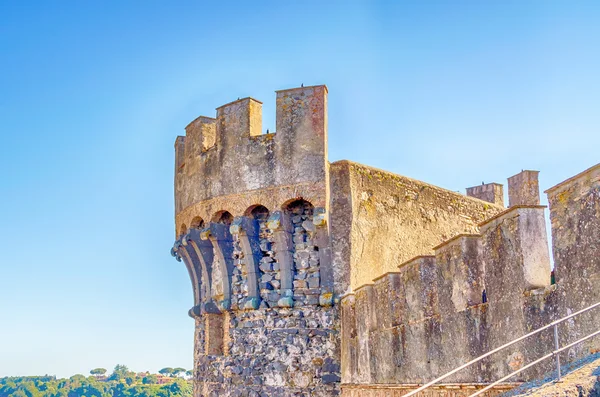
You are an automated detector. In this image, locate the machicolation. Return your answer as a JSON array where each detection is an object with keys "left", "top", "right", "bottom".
[{"left": 171, "top": 85, "right": 600, "bottom": 397}]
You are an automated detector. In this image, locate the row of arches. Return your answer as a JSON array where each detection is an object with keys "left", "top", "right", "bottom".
[
  {"left": 172, "top": 198, "right": 333, "bottom": 317},
  {"left": 178, "top": 201, "right": 310, "bottom": 238}
]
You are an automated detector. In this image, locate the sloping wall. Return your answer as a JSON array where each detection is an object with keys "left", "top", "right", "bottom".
[{"left": 330, "top": 160, "right": 504, "bottom": 290}]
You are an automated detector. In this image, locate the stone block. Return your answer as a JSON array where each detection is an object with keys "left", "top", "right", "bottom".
[
  {"left": 508, "top": 170, "right": 540, "bottom": 207},
  {"left": 466, "top": 182, "right": 504, "bottom": 206}
]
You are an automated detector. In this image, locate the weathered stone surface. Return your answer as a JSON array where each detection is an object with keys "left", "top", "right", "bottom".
[
  {"left": 509, "top": 354, "right": 600, "bottom": 396},
  {"left": 329, "top": 160, "right": 504, "bottom": 290},
  {"left": 172, "top": 86, "right": 600, "bottom": 396},
  {"left": 174, "top": 86, "right": 340, "bottom": 397},
  {"left": 467, "top": 182, "right": 505, "bottom": 207},
  {"left": 340, "top": 383, "right": 519, "bottom": 396},
  {"left": 195, "top": 306, "right": 340, "bottom": 397},
  {"left": 341, "top": 164, "right": 600, "bottom": 389},
  {"left": 546, "top": 163, "right": 600, "bottom": 361},
  {"left": 508, "top": 170, "right": 541, "bottom": 207},
  {"left": 175, "top": 85, "right": 329, "bottom": 233}
]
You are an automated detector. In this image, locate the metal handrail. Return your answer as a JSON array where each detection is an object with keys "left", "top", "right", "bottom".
[{"left": 403, "top": 300, "right": 600, "bottom": 397}]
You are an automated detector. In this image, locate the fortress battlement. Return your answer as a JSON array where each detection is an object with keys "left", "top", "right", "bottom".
[
  {"left": 175, "top": 85, "right": 329, "bottom": 224},
  {"left": 170, "top": 85, "right": 600, "bottom": 397}
]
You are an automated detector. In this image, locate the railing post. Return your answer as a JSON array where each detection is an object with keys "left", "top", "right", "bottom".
[{"left": 553, "top": 324, "right": 561, "bottom": 380}]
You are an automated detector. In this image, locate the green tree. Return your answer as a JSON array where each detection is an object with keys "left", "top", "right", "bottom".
[
  {"left": 142, "top": 374, "right": 158, "bottom": 384},
  {"left": 90, "top": 368, "right": 107, "bottom": 377},
  {"left": 69, "top": 374, "right": 86, "bottom": 384},
  {"left": 108, "top": 364, "right": 131, "bottom": 382},
  {"left": 0, "top": 371, "right": 192, "bottom": 397},
  {"left": 171, "top": 368, "right": 186, "bottom": 378},
  {"left": 158, "top": 367, "right": 174, "bottom": 377},
  {"left": 166, "top": 379, "right": 192, "bottom": 397}
]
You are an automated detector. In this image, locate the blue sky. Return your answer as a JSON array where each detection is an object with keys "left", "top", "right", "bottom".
[{"left": 0, "top": 1, "right": 598, "bottom": 378}]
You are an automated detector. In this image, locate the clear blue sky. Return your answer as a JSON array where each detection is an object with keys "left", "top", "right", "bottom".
[{"left": 1, "top": 1, "right": 598, "bottom": 378}]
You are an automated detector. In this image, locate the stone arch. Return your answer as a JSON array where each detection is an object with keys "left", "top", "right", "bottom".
[
  {"left": 211, "top": 210, "right": 233, "bottom": 225},
  {"left": 283, "top": 198, "right": 314, "bottom": 216},
  {"left": 245, "top": 204, "right": 270, "bottom": 220},
  {"left": 190, "top": 216, "right": 205, "bottom": 229},
  {"left": 234, "top": 204, "right": 272, "bottom": 309},
  {"left": 284, "top": 198, "right": 320, "bottom": 304},
  {"left": 179, "top": 223, "right": 188, "bottom": 237}
]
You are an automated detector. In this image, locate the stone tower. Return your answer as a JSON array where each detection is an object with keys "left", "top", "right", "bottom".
[{"left": 171, "top": 85, "right": 342, "bottom": 396}]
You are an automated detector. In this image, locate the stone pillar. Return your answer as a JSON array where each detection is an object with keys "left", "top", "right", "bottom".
[
  {"left": 204, "top": 313, "right": 224, "bottom": 355},
  {"left": 306, "top": 207, "right": 334, "bottom": 306},
  {"left": 230, "top": 216, "right": 262, "bottom": 310},
  {"left": 466, "top": 182, "right": 504, "bottom": 206},
  {"left": 508, "top": 170, "right": 540, "bottom": 207},
  {"left": 267, "top": 211, "right": 295, "bottom": 307},
  {"left": 340, "top": 294, "right": 357, "bottom": 384},
  {"left": 354, "top": 284, "right": 376, "bottom": 384}
]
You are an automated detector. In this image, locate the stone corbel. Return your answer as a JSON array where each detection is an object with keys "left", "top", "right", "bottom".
[
  {"left": 267, "top": 211, "right": 295, "bottom": 308},
  {"left": 171, "top": 237, "right": 202, "bottom": 315},
  {"left": 188, "top": 305, "right": 202, "bottom": 320},
  {"left": 230, "top": 216, "right": 262, "bottom": 310},
  {"left": 184, "top": 228, "right": 221, "bottom": 314},
  {"left": 200, "top": 223, "right": 234, "bottom": 312}
]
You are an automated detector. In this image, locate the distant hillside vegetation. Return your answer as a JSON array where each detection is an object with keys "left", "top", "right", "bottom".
[{"left": 0, "top": 365, "right": 192, "bottom": 397}]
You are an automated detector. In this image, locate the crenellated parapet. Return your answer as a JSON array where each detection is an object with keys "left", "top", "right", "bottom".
[
  {"left": 340, "top": 165, "right": 600, "bottom": 395},
  {"left": 174, "top": 85, "right": 329, "bottom": 231}
]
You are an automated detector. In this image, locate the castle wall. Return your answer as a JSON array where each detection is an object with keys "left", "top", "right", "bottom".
[
  {"left": 329, "top": 160, "right": 504, "bottom": 290},
  {"left": 340, "top": 165, "right": 600, "bottom": 395},
  {"left": 195, "top": 306, "right": 340, "bottom": 397}
]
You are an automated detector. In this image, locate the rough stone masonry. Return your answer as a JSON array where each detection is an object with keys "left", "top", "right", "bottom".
[{"left": 171, "top": 85, "right": 600, "bottom": 397}]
